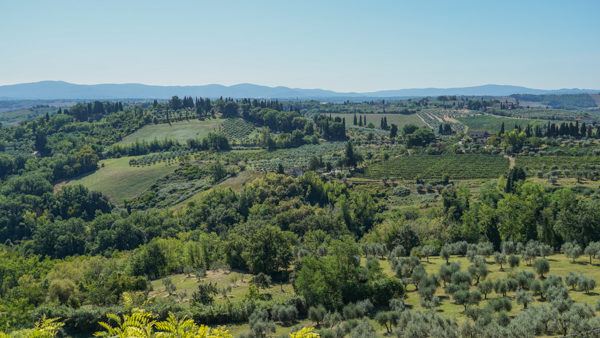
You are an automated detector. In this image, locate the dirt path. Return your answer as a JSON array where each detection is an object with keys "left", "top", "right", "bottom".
[
  {"left": 416, "top": 113, "right": 433, "bottom": 129},
  {"left": 505, "top": 155, "right": 515, "bottom": 169}
]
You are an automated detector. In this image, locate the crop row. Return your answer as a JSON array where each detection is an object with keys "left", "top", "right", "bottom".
[
  {"left": 363, "top": 154, "right": 509, "bottom": 179},
  {"left": 221, "top": 118, "right": 256, "bottom": 140}
]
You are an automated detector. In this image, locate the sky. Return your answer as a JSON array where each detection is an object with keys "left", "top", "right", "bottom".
[{"left": 1, "top": 0, "right": 599, "bottom": 92}]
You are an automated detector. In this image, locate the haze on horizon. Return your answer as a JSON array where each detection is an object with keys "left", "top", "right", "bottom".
[{"left": 1, "top": 0, "right": 599, "bottom": 92}]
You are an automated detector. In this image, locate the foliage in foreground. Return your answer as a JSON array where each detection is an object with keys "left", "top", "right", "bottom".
[{"left": 0, "top": 310, "right": 322, "bottom": 338}]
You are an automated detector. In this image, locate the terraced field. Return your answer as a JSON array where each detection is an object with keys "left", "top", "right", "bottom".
[
  {"left": 119, "top": 119, "right": 224, "bottom": 144},
  {"left": 364, "top": 154, "right": 509, "bottom": 179}
]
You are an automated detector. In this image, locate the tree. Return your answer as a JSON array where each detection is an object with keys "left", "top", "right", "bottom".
[
  {"left": 439, "top": 262, "right": 460, "bottom": 287},
  {"left": 248, "top": 309, "right": 276, "bottom": 338},
  {"left": 34, "top": 130, "right": 48, "bottom": 156},
  {"left": 406, "top": 128, "right": 436, "bottom": 147},
  {"left": 494, "top": 252, "right": 507, "bottom": 271},
  {"left": 420, "top": 245, "right": 436, "bottom": 263},
  {"left": 162, "top": 277, "right": 177, "bottom": 296},
  {"left": 508, "top": 254, "right": 520, "bottom": 269},
  {"left": 241, "top": 225, "right": 296, "bottom": 276},
  {"left": 402, "top": 124, "right": 419, "bottom": 135},
  {"left": 478, "top": 280, "right": 494, "bottom": 299},
  {"left": 294, "top": 238, "right": 364, "bottom": 309},
  {"left": 272, "top": 304, "right": 298, "bottom": 326},
  {"left": 389, "top": 124, "right": 398, "bottom": 138},
  {"left": 440, "top": 245, "right": 451, "bottom": 264},
  {"left": 453, "top": 290, "right": 481, "bottom": 311},
  {"left": 563, "top": 242, "right": 582, "bottom": 263},
  {"left": 566, "top": 272, "right": 581, "bottom": 290},
  {"left": 494, "top": 279, "right": 509, "bottom": 297},
  {"left": 578, "top": 275, "right": 596, "bottom": 294},
  {"left": 468, "top": 258, "right": 488, "bottom": 285},
  {"left": 219, "top": 101, "right": 239, "bottom": 118},
  {"left": 516, "top": 289, "right": 533, "bottom": 309},
  {"left": 375, "top": 311, "right": 400, "bottom": 334},
  {"left": 584, "top": 242, "right": 600, "bottom": 265},
  {"left": 251, "top": 272, "right": 272, "bottom": 289},
  {"left": 307, "top": 305, "right": 326, "bottom": 327},
  {"left": 534, "top": 258, "right": 550, "bottom": 279},
  {"left": 192, "top": 282, "right": 218, "bottom": 305},
  {"left": 343, "top": 142, "right": 361, "bottom": 167}
]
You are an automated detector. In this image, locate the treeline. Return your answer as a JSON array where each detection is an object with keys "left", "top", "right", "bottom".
[
  {"left": 62, "top": 101, "right": 124, "bottom": 121},
  {"left": 499, "top": 121, "right": 600, "bottom": 139},
  {"left": 163, "top": 96, "right": 287, "bottom": 119},
  {"left": 107, "top": 132, "right": 230, "bottom": 157}
]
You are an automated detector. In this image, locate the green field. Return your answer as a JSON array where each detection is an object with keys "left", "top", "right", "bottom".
[
  {"left": 330, "top": 113, "right": 427, "bottom": 128},
  {"left": 67, "top": 156, "right": 176, "bottom": 203},
  {"left": 119, "top": 119, "right": 223, "bottom": 144},
  {"left": 364, "top": 154, "right": 509, "bottom": 179},
  {"left": 457, "top": 114, "right": 548, "bottom": 132}
]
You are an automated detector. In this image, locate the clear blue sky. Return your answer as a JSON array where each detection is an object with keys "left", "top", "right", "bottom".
[{"left": 1, "top": 0, "right": 599, "bottom": 91}]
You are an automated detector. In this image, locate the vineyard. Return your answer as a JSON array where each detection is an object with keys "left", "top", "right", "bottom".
[
  {"left": 220, "top": 118, "right": 256, "bottom": 140},
  {"left": 517, "top": 155, "right": 600, "bottom": 179},
  {"left": 363, "top": 154, "right": 509, "bottom": 179}
]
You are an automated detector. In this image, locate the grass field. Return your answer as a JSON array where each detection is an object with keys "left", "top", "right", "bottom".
[
  {"left": 329, "top": 113, "right": 427, "bottom": 129},
  {"left": 364, "top": 154, "right": 509, "bottom": 179},
  {"left": 457, "top": 114, "right": 547, "bottom": 132},
  {"left": 119, "top": 119, "right": 224, "bottom": 144},
  {"left": 67, "top": 156, "right": 176, "bottom": 203}
]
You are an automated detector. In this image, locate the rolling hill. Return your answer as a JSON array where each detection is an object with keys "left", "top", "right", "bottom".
[{"left": 0, "top": 81, "right": 597, "bottom": 100}]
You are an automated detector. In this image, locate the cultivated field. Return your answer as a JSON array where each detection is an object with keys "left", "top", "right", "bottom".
[
  {"left": 363, "top": 154, "right": 509, "bottom": 180},
  {"left": 119, "top": 119, "right": 224, "bottom": 144},
  {"left": 68, "top": 156, "right": 176, "bottom": 203}
]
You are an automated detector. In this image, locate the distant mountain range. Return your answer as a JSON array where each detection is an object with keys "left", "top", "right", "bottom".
[{"left": 0, "top": 81, "right": 597, "bottom": 100}]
